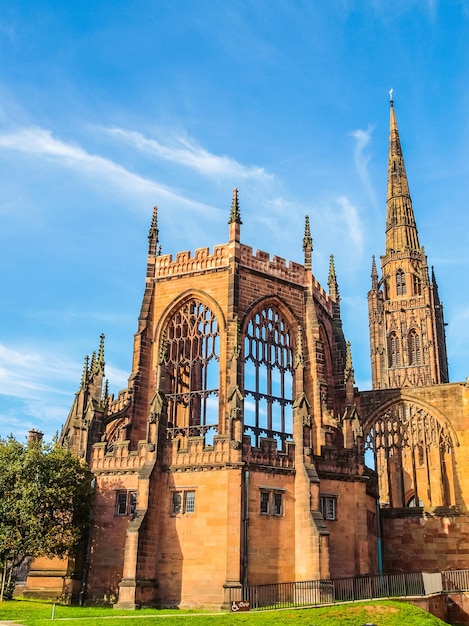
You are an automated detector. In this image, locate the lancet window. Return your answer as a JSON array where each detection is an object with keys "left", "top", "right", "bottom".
[
  {"left": 396, "top": 269, "right": 406, "bottom": 296},
  {"left": 364, "top": 401, "right": 455, "bottom": 509},
  {"left": 408, "top": 329, "right": 421, "bottom": 365},
  {"left": 243, "top": 305, "right": 293, "bottom": 449},
  {"left": 164, "top": 299, "right": 220, "bottom": 440},
  {"left": 388, "top": 332, "right": 401, "bottom": 367},
  {"left": 413, "top": 275, "right": 422, "bottom": 296}
]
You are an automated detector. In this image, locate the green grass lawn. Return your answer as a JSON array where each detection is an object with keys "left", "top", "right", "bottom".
[{"left": 0, "top": 598, "right": 450, "bottom": 626}]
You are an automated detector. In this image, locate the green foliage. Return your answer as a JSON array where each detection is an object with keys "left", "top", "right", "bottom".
[
  {"left": 0, "top": 436, "right": 93, "bottom": 601},
  {"left": 0, "top": 599, "right": 450, "bottom": 625}
]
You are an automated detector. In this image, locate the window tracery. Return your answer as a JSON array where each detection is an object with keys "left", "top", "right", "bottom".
[
  {"left": 243, "top": 305, "right": 293, "bottom": 449},
  {"left": 408, "top": 329, "right": 421, "bottom": 365},
  {"left": 364, "top": 401, "right": 455, "bottom": 508},
  {"left": 388, "top": 332, "right": 401, "bottom": 367},
  {"left": 396, "top": 269, "right": 406, "bottom": 295},
  {"left": 164, "top": 299, "right": 220, "bottom": 441}
]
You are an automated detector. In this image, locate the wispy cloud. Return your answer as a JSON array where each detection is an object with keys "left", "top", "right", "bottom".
[
  {"left": 350, "top": 126, "right": 378, "bottom": 211},
  {"left": 0, "top": 343, "right": 80, "bottom": 400},
  {"left": 337, "top": 195, "right": 364, "bottom": 255},
  {"left": 0, "top": 126, "right": 220, "bottom": 214},
  {"left": 102, "top": 127, "right": 273, "bottom": 181}
]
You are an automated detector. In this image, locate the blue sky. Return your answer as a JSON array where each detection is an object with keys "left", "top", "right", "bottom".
[{"left": 1, "top": 0, "right": 469, "bottom": 441}]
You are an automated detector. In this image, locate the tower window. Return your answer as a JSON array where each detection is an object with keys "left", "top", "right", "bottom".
[
  {"left": 396, "top": 269, "right": 406, "bottom": 296},
  {"left": 388, "top": 332, "right": 401, "bottom": 367},
  {"left": 413, "top": 275, "right": 422, "bottom": 296},
  {"left": 408, "top": 329, "right": 421, "bottom": 365}
]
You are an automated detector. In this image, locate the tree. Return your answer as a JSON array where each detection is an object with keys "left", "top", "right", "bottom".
[{"left": 0, "top": 436, "right": 93, "bottom": 601}]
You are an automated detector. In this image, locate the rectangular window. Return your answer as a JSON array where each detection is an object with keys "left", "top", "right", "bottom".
[
  {"left": 171, "top": 489, "right": 196, "bottom": 515},
  {"left": 116, "top": 491, "right": 137, "bottom": 516},
  {"left": 185, "top": 491, "right": 195, "bottom": 513},
  {"left": 260, "top": 491, "right": 270, "bottom": 514},
  {"left": 260, "top": 489, "right": 284, "bottom": 516},
  {"left": 320, "top": 495, "right": 337, "bottom": 521},
  {"left": 273, "top": 492, "right": 283, "bottom": 516},
  {"left": 171, "top": 491, "right": 182, "bottom": 515}
]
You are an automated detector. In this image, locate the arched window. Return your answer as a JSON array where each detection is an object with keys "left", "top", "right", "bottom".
[
  {"left": 244, "top": 305, "right": 293, "bottom": 448},
  {"left": 388, "top": 332, "right": 400, "bottom": 367},
  {"left": 396, "top": 269, "right": 406, "bottom": 296},
  {"left": 413, "top": 275, "right": 422, "bottom": 296},
  {"left": 165, "top": 299, "right": 220, "bottom": 438},
  {"left": 408, "top": 329, "right": 421, "bottom": 365}
]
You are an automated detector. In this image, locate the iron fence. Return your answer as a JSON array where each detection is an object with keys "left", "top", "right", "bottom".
[{"left": 226, "top": 570, "right": 468, "bottom": 611}]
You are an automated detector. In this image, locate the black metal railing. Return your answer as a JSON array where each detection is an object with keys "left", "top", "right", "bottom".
[{"left": 226, "top": 570, "right": 469, "bottom": 611}]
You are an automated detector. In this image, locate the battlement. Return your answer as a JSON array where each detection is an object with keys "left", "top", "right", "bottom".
[
  {"left": 312, "top": 275, "right": 332, "bottom": 312},
  {"left": 152, "top": 244, "right": 230, "bottom": 278},
  {"left": 239, "top": 244, "right": 304, "bottom": 284},
  {"left": 107, "top": 388, "right": 132, "bottom": 417},
  {"left": 91, "top": 439, "right": 155, "bottom": 473}
]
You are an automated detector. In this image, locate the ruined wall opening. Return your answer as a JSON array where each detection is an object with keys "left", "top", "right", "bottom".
[
  {"left": 164, "top": 298, "right": 220, "bottom": 444},
  {"left": 364, "top": 400, "right": 456, "bottom": 509},
  {"left": 243, "top": 303, "right": 294, "bottom": 451}
]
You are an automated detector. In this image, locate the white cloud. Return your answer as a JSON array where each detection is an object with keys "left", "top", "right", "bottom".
[
  {"left": 350, "top": 126, "right": 378, "bottom": 210},
  {"left": 0, "top": 126, "right": 220, "bottom": 215},
  {"left": 337, "top": 195, "right": 364, "bottom": 255},
  {"left": 102, "top": 127, "right": 273, "bottom": 181},
  {"left": 0, "top": 343, "right": 79, "bottom": 400}
]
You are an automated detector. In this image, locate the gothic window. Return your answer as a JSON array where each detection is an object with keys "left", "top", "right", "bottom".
[
  {"left": 408, "top": 329, "right": 421, "bottom": 365},
  {"left": 413, "top": 275, "right": 422, "bottom": 296},
  {"left": 165, "top": 299, "right": 220, "bottom": 438},
  {"left": 388, "top": 332, "right": 401, "bottom": 367},
  {"left": 244, "top": 305, "right": 293, "bottom": 448},
  {"left": 396, "top": 269, "right": 406, "bottom": 296}
]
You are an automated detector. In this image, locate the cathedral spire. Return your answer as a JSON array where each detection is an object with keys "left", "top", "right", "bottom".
[{"left": 386, "top": 94, "right": 420, "bottom": 254}]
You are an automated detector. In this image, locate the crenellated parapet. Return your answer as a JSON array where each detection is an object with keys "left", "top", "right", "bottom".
[
  {"left": 162, "top": 435, "right": 236, "bottom": 468},
  {"left": 91, "top": 439, "right": 155, "bottom": 473},
  {"left": 243, "top": 437, "right": 295, "bottom": 470},
  {"left": 152, "top": 245, "right": 230, "bottom": 278},
  {"left": 107, "top": 388, "right": 133, "bottom": 417},
  {"left": 239, "top": 245, "right": 304, "bottom": 284}
]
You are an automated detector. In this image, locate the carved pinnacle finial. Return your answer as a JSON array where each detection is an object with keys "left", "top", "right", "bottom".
[
  {"left": 328, "top": 254, "right": 340, "bottom": 303},
  {"left": 148, "top": 205, "right": 159, "bottom": 240},
  {"left": 228, "top": 188, "right": 242, "bottom": 224},
  {"left": 371, "top": 255, "right": 378, "bottom": 290},
  {"left": 81, "top": 355, "right": 90, "bottom": 390},
  {"left": 303, "top": 215, "right": 313, "bottom": 269},
  {"left": 303, "top": 215, "right": 312, "bottom": 251},
  {"left": 97, "top": 333, "right": 105, "bottom": 372},
  {"left": 344, "top": 340, "right": 355, "bottom": 384}
]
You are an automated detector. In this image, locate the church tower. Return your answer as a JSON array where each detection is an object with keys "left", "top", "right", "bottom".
[{"left": 368, "top": 94, "right": 449, "bottom": 389}]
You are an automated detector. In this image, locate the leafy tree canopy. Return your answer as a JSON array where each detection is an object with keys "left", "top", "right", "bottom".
[{"left": 0, "top": 435, "right": 93, "bottom": 600}]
